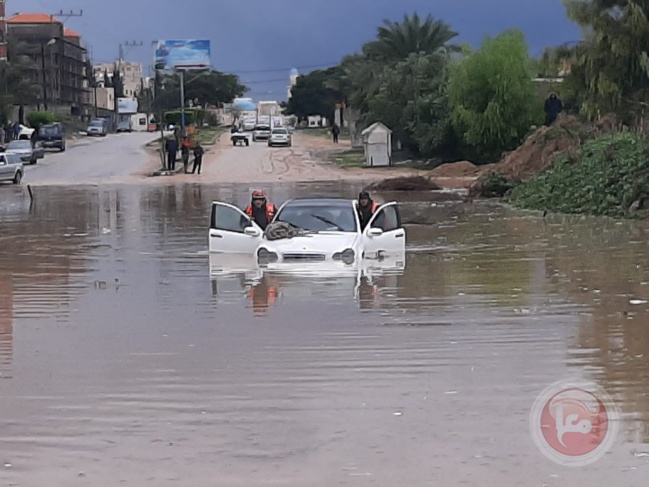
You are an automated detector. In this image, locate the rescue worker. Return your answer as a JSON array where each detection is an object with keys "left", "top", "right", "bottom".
[
  {"left": 244, "top": 190, "right": 276, "bottom": 230},
  {"left": 357, "top": 191, "right": 379, "bottom": 230}
]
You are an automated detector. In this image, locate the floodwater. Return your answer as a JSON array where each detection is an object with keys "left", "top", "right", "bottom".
[{"left": 1, "top": 182, "right": 649, "bottom": 486}]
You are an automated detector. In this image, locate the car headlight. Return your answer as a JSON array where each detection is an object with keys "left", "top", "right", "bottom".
[
  {"left": 257, "top": 247, "right": 278, "bottom": 264},
  {"left": 333, "top": 248, "right": 355, "bottom": 264}
]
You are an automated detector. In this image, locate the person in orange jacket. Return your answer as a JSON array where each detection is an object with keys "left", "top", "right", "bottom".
[
  {"left": 244, "top": 190, "right": 276, "bottom": 230},
  {"left": 357, "top": 191, "right": 379, "bottom": 230}
]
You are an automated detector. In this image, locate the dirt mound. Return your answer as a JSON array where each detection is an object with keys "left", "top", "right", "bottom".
[
  {"left": 430, "top": 161, "right": 481, "bottom": 177},
  {"left": 365, "top": 176, "right": 441, "bottom": 191},
  {"left": 468, "top": 115, "right": 619, "bottom": 197}
]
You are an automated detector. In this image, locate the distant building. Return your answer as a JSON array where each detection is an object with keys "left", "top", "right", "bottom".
[
  {"left": 0, "top": 1, "right": 7, "bottom": 61},
  {"left": 93, "top": 61, "right": 144, "bottom": 98},
  {"left": 7, "top": 12, "right": 89, "bottom": 116},
  {"left": 287, "top": 68, "right": 298, "bottom": 99}
]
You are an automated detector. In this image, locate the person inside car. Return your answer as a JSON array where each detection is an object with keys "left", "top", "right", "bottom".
[
  {"left": 245, "top": 190, "right": 276, "bottom": 230},
  {"left": 357, "top": 191, "right": 379, "bottom": 230}
]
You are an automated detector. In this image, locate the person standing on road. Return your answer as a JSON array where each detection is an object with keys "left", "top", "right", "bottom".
[
  {"left": 244, "top": 190, "right": 276, "bottom": 230},
  {"left": 191, "top": 142, "right": 205, "bottom": 174},
  {"left": 331, "top": 123, "right": 340, "bottom": 143},
  {"left": 181, "top": 139, "right": 191, "bottom": 173},
  {"left": 165, "top": 137, "right": 179, "bottom": 171},
  {"left": 12, "top": 122, "right": 20, "bottom": 140}
]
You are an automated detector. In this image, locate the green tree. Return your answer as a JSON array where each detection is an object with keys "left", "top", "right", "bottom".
[
  {"left": 285, "top": 66, "right": 343, "bottom": 121},
  {"left": 364, "top": 52, "right": 452, "bottom": 156},
  {"left": 363, "top": 13, "right": 459, "bottom": 61},
  {"left": 561, "top": 0, "right": 649, "bottom": 122},
  {"left": 153, "top": 70, "right": 246, "bottom": 112},
  {"left": 448, "top": 29, "right": 542, "bottom": 163},
  {"left": 112, "top": 64, "right": 125, "bottom": 98}
]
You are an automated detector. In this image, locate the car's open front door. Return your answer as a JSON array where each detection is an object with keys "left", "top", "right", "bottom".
[
  {"left": 208, "top": 202, "right": 263, "bottom": 253},
  {"left": 361, "top": 202, "right": 406, "bottom": 258}
]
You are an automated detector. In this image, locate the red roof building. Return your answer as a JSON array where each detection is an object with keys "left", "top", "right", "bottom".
[{"left": 6, "top": 12, "right": 88, "bottom": 112}]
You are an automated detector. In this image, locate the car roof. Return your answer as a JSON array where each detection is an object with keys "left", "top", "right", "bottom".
[{"left": 281, "top": 198, "right": 353, "bottom": 208}]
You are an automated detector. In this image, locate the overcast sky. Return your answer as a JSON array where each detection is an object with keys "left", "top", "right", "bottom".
[{"left": 15, "top": 0, "right": 580, "bottom": 101}]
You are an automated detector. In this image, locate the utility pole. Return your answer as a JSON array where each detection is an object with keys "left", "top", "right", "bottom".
[
  {"left": 179, "top": 69, "right": 186, "bottom": 139},
  {"left": 40, "top": 42, "right": 47, "bottom": 110}
]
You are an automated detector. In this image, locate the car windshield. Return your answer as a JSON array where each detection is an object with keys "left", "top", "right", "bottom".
[
  {"left": 273, "top": 129, "right": 288, "bottom": 134},
  {"left": 275, "top": 204, "right": 357, "bottom": 232},
  {"left": 39, "top": 125, "right": 60, "bottom": 135},
  {"left": 256, "top": 125, "right": 270, "bottom": 130},
  {"left": 7, "top": 140, "right": 31, "bottom": 149},
  {"left": 89, "top": 121, "right": 104, "bottom": 127}
]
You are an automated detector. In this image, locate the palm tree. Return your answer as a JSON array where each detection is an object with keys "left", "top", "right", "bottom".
[{"left": 362, "top": 13, "right": 459, "bottom": 62}]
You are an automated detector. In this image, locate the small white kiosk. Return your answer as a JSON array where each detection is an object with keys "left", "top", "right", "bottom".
[{"left": 361, "top": 122, "right": 392, "bottom": 167}]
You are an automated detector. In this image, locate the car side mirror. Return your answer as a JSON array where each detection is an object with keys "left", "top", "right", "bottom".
[
  {"left": 368, "top": 227, "right": 383, "bottom": 237},
  {"left": 244, "top": 226, "right": 261, "bottom": 237}
]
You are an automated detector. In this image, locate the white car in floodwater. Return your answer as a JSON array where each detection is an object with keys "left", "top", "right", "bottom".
[{"left": 208, "top": 197, "right": 406, "bottom": 269}]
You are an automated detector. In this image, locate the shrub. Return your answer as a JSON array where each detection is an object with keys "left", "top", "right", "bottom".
[
  {"left": 509, "top": 131, "right": 649, "bottom": 218},
  {"left": 27, "top": 111, "right": 56, "bottom": 130},
  {"left": 163, "top": 109, "right": 205, "bottom": 127}
]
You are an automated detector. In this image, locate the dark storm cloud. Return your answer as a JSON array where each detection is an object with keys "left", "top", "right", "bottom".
[{"left": 17, "top": 0, "right": 580, "bottom": 100}]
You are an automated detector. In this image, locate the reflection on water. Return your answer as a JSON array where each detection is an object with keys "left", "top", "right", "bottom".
[{"left": 0, "top": 183, "right": 648, "bottom": 484}]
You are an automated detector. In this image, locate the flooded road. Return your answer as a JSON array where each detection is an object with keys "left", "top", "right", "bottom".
[{"left": 1, "top": 183, "right": 649, "bottom": 486}]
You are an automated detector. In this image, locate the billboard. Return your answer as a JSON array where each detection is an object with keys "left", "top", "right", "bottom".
[
  {"left": 117, "top": 97, "right": 138, "bottom": 114},
  {"left": 154, "top": 40, "right": 211, "bottom": 70}
]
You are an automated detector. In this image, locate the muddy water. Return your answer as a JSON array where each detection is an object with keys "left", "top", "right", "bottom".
[{"left": 0, "top": 183, "right": 649, "bottom": 486}]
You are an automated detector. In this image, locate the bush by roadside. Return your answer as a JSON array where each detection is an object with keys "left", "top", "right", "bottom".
[{"left": 508, "top": 131, "right": 649, "bottom": 218}]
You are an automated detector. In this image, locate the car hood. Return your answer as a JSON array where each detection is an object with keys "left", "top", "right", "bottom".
[
  {"left": 260, "top": 232, "right": 359, "bottom": 254},
  {"left": 6, "top": 149, "right": 30, "bottom": 154}
]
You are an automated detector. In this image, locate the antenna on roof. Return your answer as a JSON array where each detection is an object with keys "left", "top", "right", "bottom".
[{"left": 51, "top": 9, "right": 83, "bottom": 24}]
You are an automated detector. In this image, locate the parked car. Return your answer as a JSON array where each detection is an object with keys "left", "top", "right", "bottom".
[
  {"left": 86, "top": 119, "right": 108, "bottom": 136},
  {"left": 5, "top": 139, "right": 44, "bottom": 165},
  {"left": 116, "top": 118, "right": 132, "bottom": 133},
  {"left": 37, "top": 122, "right": 66, "bottom": 151},
  {"left": 252, "top": 124, "right": 271, "bottom": 142},
  {"left": 18, "top": 125, "right": 35, "bottom": 140},
  {"left": 268, "top": 127, "right": 292, "bottom": 147},
  {"left": 0, "top": 152, "right": 24, "bottom": 184},
  {"left": 207, "top": 198, "right": 406, "bottom": 267}
]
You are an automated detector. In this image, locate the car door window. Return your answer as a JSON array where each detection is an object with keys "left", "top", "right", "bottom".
[
  {"left": 211, "top": 204, "right": 250, "bottom": 233},
  {"left": 370, "top": 205, "right": 401, "bottom": 232}
]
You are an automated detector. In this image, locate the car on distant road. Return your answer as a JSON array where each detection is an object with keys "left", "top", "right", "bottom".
[
  {"left": 242, "top": 118, "right": 256, "bottom": 131},
  {"left": 252, "top": 123, "right": 271, "bottom": 142},
  {"left": 5, "top": 139, "right": 44, "bottom": 165},
  {"left": 86, "top": 119, "right": 108, "bottom": 136},
  {"left": 0, "top": 152, "right": 24, "bottom": 184},
  {"left": 268, "top": 127, "right": 292, "bottom": 147},
  {"left": 37, "top": 122, "right": 66, "bottom": 151}
]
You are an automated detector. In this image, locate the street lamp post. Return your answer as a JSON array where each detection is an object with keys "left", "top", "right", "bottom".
[{"left": 40, "top": 38, "right": 57, "bottom": 111}]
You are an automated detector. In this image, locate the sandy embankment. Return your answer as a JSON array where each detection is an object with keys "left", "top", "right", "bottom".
[{"left": 141, "top": 131, "right": 477, "bottom": 187}]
